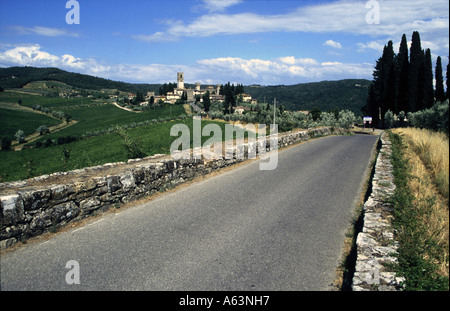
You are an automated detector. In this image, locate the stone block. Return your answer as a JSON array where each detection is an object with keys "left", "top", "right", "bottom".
[
  {"left": 119, "top": 172, "right": 136, "bottom": 191},
  {"left": 107, "top": 175, "right": 121, "bottom": 193},
  {"left": 20, "top": 189, "right": 51, "bottom": 211},
  {"left": 79, "top": 197, "right": 101, "bottom": 214},
  {"left": 0, "top": 194, "right": 24, "bottom": 226}
]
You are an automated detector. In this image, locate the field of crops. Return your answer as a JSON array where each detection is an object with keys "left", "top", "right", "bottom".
[{"left": 0, "top": 90, "right": 198, "bottom": 182}]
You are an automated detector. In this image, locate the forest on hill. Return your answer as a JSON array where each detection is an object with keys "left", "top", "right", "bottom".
[
  {"left": 244, "top": 79, "right": 371, "bottom": 116},
  {"left": 0, "top": 66, "right": 161, "bottom": 94},
  {"left": 0, "top": 66, "right": 370, "bottom": 115}
]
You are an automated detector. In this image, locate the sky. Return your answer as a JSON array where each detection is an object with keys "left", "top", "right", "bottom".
[{"left": 0, "top": 0, "right": 448, "bottom": 86}]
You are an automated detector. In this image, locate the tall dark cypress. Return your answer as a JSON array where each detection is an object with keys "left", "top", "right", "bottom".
[
  {"left": 447, "top": 63, "right": 450, "bottom": 100},
  {"left": 366, "top": 42, "right": 396, "bottom": 127},
  {"left": 366, "top": 84, "right": 379, "bottom": 126},
  {"left": 422, "top": 49, "right": 434, "bottom": 109},
  {"left": 383, "top": 41, "right": 397, "bottom": 116},
  {"left": 369, "top": 55, "right": 383, "bottom": 127},
  {"left": 408, "top": 31, "right": 424, "bottom": 112},
  {"left": 435, "top": 56, "right": 445, "bottom": 102},
  {"left": 396, "top": 34, "right": 409, "bottom": 114}
]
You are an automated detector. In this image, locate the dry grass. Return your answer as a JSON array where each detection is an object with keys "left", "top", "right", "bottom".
[
  {"left": 395, "top": 128, "right": 449, "bottom": 200},
  {"left": 392, "top": 127, "right": 449, "bottom": 278}
]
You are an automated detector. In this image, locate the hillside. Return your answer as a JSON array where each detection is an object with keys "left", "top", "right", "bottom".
[
  {"left": 0, "top": 67, "right": 371, "bottom": 115},
  {"left": 244, "top": 79, "right": 371, "bottom": 115},
  {"left": 0, "top": 66, "right": 161, "bottom": 94}
]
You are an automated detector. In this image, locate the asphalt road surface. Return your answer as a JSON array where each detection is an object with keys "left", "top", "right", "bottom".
[{"left": 1, "top": 134, "right": 379, "bottom": 291}]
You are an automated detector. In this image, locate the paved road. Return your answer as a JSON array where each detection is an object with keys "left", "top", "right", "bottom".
[{"left": 1, "top": 134, "right": 378, "bottom": 291}]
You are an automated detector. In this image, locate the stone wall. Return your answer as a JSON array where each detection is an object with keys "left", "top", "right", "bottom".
[
  {"left": 0, "top": 127, "right": 343, "bottom": 249},
  {"left": 352, "top": 132, "right": 405, "bottom": 291}
]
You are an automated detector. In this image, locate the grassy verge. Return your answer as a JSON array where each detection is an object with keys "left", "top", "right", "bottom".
[
  {"left": 334, "top": 136, "right": 381, "bottom": 290},
  {"left": 389, "top": 129, "right": 449, "bottom": 291}
]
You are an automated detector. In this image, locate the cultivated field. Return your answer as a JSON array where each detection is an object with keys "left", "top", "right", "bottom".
[{"left": 0, "top": 90, "right": 190, "bottom": 182}]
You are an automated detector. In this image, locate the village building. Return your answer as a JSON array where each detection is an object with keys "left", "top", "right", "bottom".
[
  {"left": 170, "top": 72, "right": 227, "bottom": 104},
  {"left": 234, "top": 106, "right": 251, "bottom": 115},
  {"left": 135, "top": 72, "right": 252, "bottom": 106}
]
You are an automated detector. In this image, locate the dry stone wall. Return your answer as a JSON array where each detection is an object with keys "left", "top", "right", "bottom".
[
  {"left": 0, "top": 127, "right": 344, "bottom": 249},
  {"left": 352, "top": 132, "right": 405, "bottom": 291}
]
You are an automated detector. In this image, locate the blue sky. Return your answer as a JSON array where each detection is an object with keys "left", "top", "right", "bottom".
[{"left": 0, "top": 0, "right": 448, "bottom": 86}]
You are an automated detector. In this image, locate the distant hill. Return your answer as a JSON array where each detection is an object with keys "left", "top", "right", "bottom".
[
  {"left": 0, "top": 67, "right": 371, "bottom": 115},
  {"left": 244, "top": 79, "right": 371, "bottom": 116},
  {"left": 0, "top": 66, "right": 161, "bottom": 94}
]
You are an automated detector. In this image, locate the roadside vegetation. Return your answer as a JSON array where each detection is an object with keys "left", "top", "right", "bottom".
[
  {"left": 1, "top": 87, "right": 360, "bottom": 183},
  {"left": 389, "top": 128, "right": 449, "bottom": 290}
]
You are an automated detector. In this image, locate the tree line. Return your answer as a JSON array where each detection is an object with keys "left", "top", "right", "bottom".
[
  {"left": 0, "top": 66, "right": 160, "bottom": 94},
  {"left": 364, "top": 31, "right": 449, "bottom": 127},
  {"left": 219, "top": 82, "right": 245, "bottom": 114}
]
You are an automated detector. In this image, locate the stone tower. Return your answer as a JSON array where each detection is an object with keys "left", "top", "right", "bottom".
[{"left": 177, "top": 72, "right": 184, "bottom": 90}]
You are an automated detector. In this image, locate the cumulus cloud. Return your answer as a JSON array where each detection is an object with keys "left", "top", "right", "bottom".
[
  {"left": 195, "top": 56, "right": 373, "bottom": 85},
  {"left": 0, "top": 44, "right": 110, "bottom": 75},
  {"left": 133, "top": 0, "right": 448, "bottom": 55},
  {"left": 357, "top": 40, "right": 385, "bottom": 52},
  {"left": 324, "top": 40, "right": 342, "bottom": 49},
  {"left": 143, "top": 0, "right": 448, "bottom": 38},
  {"left": 0, "top": 45, "right": 374, "bottom": 85}
]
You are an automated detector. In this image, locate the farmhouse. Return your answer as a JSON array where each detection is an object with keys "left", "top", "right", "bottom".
[{"left": 235, "top": 106, "right": 251, "bottom": 115}]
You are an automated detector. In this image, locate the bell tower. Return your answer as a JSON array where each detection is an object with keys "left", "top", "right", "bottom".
[{"left": 177, "top": 72, "right": 184, "bottom": 89}]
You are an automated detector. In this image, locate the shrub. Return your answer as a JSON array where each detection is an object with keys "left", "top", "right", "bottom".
[
  {"left": 36, "top": 125, "right": 50, "bottom": 135},
  {"left": 1, "top": 137, "right": 12, "bottom": 151},
  {"left": 44, "top": 138, "right": 53, "bottom": 147},
  {"left": 15, "top": 129, "right": 25, "bottom": 143},
  {"left": 319, "top": 112, "right": 337, "bottom": 127},
  {"left": 337, "top": 110, "right": 357, "bottom": 129},
  {"left": 384, "top": 110, "right": 394, "bottom": 129},
  {"left": 114, "top": 126, "right": 146, "bottom": 159},
  {"left": 408, "top": 100, "right": 449, "bottom": 135},
  {"left": 56, "top": 135, "right": 78, "bottom": 145},
  {"left": 34, "top": 140, "right": 43, "bottom": 148}
]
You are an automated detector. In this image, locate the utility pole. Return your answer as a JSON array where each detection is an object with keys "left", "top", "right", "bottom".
[{"left": 273, "top": 98, "right": 276, "bottom": 127}]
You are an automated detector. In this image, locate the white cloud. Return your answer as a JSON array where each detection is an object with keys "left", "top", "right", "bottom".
[
  {"left": 132, "top": 32, "right": 179, "bottom": 42},
  {"left": 201, "top": 0, "right": 242, "bottom": 12},
  {"left": 0, "top": 45, "right": 374, "bottom": 85},
  {"left": 195, "top": 57, "right": 372, "bottom": 85},
  {"left": 321, "top": 62, "right": 342, "bottom": 66},
  {"left": 278, "top": 56, "right": 319, "bottom": 66},
  {"left": 133, "top": 0, "right": 448, "bottom": 56},
  {"left": 0, "top": 44, "right": 110, "bottom": 75},
  {"left": 0, "top": 44, "right": 59, "bottom": 67},
  {"left": 324, "top": 40, "right": 342, "bottom": 49},
  {"left": 146, "top": 0, "right": 448, "bottom": 38},
  {"left": 12, "top": 25, "right": 79, "bottom": 37},
  {"left": 357, "top": 40, "right": 386, "bottom": 52}
]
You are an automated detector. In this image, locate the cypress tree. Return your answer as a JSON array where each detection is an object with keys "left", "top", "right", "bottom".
[
  {"left": 396, "top": 34, "right": 409, "bottom": 114},
  {"left": 369, "top": 41, "right": 396, "bottom": 127},
  {"left": 384, "top": 41, "right": 397, "bottom": 116},
  {"left": 366, "top": 84, "right": 379, "bottom": 127},
  {"left": 447, "top": 63, "right": 450, "bottom": 100},
  {"left": 435, "top": 56, "right": 445, "bottom": 102},
  {"left": 369, "top": 56, "right": 383, "bottom": 127},
  {"left": 422, "top": 49, "right": 434, "bottom": 109},
  {"left": 408, "top": 31, "right": 424, "bottom": 112}
]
